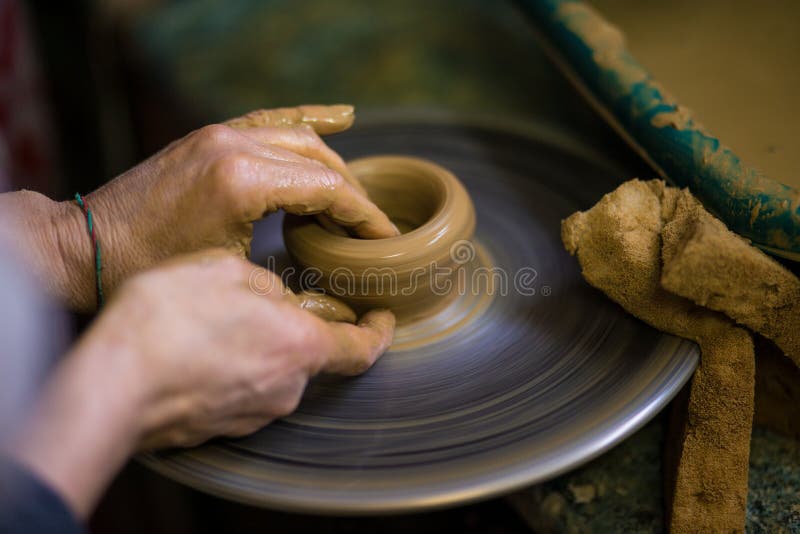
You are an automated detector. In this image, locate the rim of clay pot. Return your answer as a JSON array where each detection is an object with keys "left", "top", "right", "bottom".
[{"left": 283, "top": 155, "right": 476, "bottom": 275}]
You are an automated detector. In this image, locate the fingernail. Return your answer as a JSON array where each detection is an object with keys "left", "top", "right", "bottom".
[{"left": 335, "top": 104, "right": 354, "bottom": 116}]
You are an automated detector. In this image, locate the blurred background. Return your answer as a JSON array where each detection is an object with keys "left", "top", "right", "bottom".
[
  {"left": 12, "top": 0, "right": 637, "bottom": 201},
  {"left": 6, "top": 0, "right": 798, "bottom": 532}
]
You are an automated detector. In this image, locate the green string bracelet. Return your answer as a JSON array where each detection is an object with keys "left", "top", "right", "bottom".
[{"left": 74, "top": 193, "right": 104, "bottom": 308}]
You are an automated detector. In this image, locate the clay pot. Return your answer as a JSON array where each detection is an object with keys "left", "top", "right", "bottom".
[{"left": 283, "top": 155, "right": 476, "bottom": 324}]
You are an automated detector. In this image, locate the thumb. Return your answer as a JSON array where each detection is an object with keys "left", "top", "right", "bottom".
[{"left": 224, "top": 104, "right": 355, "bottom": 135}]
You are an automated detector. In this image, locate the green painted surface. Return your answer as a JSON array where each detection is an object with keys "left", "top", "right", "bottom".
[
  {"left": 517, "top": 0, "right": 800, "bottom": 257},
  {"left": 132, "top": 0, "right": 612, "bottom": 142}
]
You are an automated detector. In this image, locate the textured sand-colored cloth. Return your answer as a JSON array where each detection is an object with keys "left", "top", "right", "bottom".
[
  {"left": 562, "top": 179, "right": 754, "bottom": 533},
  {"left": 657, "top": 187, "right": 800, "bottom": 439},
  {"left": 660, "top": 189, "right": 800, "bottom": 367}
]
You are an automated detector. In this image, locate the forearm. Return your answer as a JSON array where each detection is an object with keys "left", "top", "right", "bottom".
[
  {"left": 7, "top": 335, "right": 144, "bottom": 519},
  {"left": 0, "top": 191, "right": 96, "bottom": 311}
]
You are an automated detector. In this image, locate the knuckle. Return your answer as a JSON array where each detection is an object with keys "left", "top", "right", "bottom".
[
  {"left": 286, "top": 316, "right": 331, "bottom": 372},
  {"left": 206, "top": 152, "right": 255, "bottom": 213},
  {"left": 195, "top": 123, "right": 236, "bottom": 147},
  {"left": 290, "top": 315, "right": 328, "bottom": 349},
  {"left": 275, "top": 393, "right": 302, "bottom": 418},
  {"left": 296, "top": 124, "right": 323, "bottom": 145},
  {"left": 209, "top": 151, "right": 251, "bottom": 181},
  {"left": 268, "top": 374, "right": 307, "bottom": 418},
  {"left": 317, "top": 167, "right": 345, "bottom": 192}
]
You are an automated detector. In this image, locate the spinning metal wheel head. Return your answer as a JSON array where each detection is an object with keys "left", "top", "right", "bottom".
[{"left": 140, "top": 115, "right": 698, "bottom": 514}]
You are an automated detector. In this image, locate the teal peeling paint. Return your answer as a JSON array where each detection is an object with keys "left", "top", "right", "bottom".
[{"left": 517, "top": 0, "right": 800, "bottom": 255}]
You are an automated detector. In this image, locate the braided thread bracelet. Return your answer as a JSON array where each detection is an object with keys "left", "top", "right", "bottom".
[{"left": 74, "top": 193, "right": 105, "bottom": 308}]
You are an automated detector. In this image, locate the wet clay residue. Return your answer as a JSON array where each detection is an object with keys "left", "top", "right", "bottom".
[
  {"left": 649, "top": 105, "right": 693, "bottom": 131},
  {"left": 284, "top": 155, "right": 477, "bottom": 325},
  {"left": 225, "top": 104, "right": 356, "bottom": 135},
  {"left": 562, "top": 180, "right": 754, "bottom": 533},
  {"left": 226, "top": 104, "right": 379, "bottom": 239},
  {"left": 558, "top": 2, "right": 647, "bottom": 88}
]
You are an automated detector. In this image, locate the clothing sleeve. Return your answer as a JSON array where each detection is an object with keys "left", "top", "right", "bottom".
[{"left": 0, "top": 458, "right": 84, "bottom": 534}]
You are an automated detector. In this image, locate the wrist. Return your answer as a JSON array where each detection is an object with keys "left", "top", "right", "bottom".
[
  {"left": 0, "top": 191, "right": 95, "bottom": 311},
  {"left": 50, "top": 189, "right": 128, "bottom": 312},
  {"left": 48, "top": 187, "right": 132, "bottom": 313},
  {"left": 8, "top": 327, "right": 146, "bottom": 517},
  {"left": 70, "top": 321, "right": 150, "bottom": 444},
  {"left": 51, "top": 198, "right": 97, "bottom": 312}
]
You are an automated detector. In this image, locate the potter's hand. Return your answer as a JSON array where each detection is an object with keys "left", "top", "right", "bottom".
[
  {"left": 9, "top": 250, "right": 395, "bottom": 518},
  {"left": 0, "top": 104, "right": 398, "bottom": 312}
]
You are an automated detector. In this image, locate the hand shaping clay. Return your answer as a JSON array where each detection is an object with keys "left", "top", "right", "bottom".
[
  {"left": 284, "top": 155, "right": 477, "bottom": 325},
  {"left": 562, "top": 179, "right": 754, "bottom": 533},
  {"left": 225, "top": 104, "right": 373, "bottom": 237},
  {"left": 294, "top": 290, "right": 357, "bottom": 324}
]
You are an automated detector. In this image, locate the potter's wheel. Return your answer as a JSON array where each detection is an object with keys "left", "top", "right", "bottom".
[{"left": 140, "top": 115, "right": 699, "bottom": 513}]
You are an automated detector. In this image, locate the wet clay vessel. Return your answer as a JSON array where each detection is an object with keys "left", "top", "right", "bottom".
[{"left": 283, "top": 155, "right": 476, "bottom": 324}]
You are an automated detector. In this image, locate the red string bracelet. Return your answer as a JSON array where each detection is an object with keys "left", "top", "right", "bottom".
[{"left": 74, "top": 193, "right": 104, "bottom": 308}]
